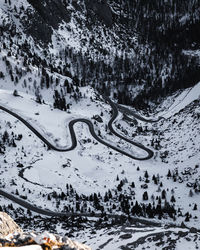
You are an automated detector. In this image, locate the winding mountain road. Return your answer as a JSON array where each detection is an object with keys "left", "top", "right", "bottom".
[
  {"left": 0, "top": 96, "right": 156, "bottom": 219},
  {"left": 0, "top": 188, "right": 161, "bottom": 226},
  {"left": 117, "top": 103, "right": 164, "bottom": 123},
  {"left": 0, "top": 97, "right": 153, "bottom": 159}
]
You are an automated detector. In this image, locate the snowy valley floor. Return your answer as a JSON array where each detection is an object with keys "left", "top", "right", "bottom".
[{"left": 0, "top": 84, "right": 200, "bottom": 249}]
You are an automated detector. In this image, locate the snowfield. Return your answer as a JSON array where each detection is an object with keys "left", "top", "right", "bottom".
[
  {"left": 0, "top": 0, "right": 200, "bottom": 249},
  {"left": 0, "top": 83, "right": 199, "bottom": 229},
  {"left": 0, "top": 84, "right": 200, "bottom": 250},
  {"left": 158, "top": 82, "right": 200, "bottom": 118}
]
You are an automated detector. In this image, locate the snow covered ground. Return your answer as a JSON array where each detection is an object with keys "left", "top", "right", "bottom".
[
  {"left": 157, "top": 82, "right": 200, "bottom": 118},
  {"left": 74, "top": 226, "right": 199, "bottom": 250},
  {"left": 0, "top": 1, "right": 200, "bottom": 249},
  {"left": 2, "top": 226, "right": 200, "bottom": 250},
  {"left": 0, "top": 83, "right": 200, "bottom": 249}
]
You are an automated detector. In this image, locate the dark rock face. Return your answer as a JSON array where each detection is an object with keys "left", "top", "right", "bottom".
[{"left": 24, "top": 0, "right": 70, "bottom": 43}]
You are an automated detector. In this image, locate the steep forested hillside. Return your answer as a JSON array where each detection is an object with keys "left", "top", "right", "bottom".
[{"left": 0, "top": 0, "right": 200, "bottom": 108}]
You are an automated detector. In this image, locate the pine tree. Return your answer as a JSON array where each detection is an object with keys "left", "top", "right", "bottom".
[
  {"left": 167, "top": 169, "right": 172, "bottom": 178},
  {"left": 144, "top": 170, "right": 149, "bottom": 179},
  {"left": 193, "top": 204, "right": 197, "bottom": 210},
  {"left": 131, "top": 182, "right": 135, "bottom": 188},
  {"left": 185, "top": 212, "right": 190, "bottom": 222},
  {"left": 143, "top": 191, "right": 148, "bottom": 200},
  {"left": 161, "top": 190, "right": 166, "bottom": 199},
  {"left": 3, "top": 131, "right": 9, "bottom": 143},
  {"left": 189, "top": 189, "right": 194, "bottom": 197},
  {"left": 13, "top": 89, "right": 19, "bottom": 96},
  {"left": 170, "top": 195, "right": 176, "bottom": 203}
]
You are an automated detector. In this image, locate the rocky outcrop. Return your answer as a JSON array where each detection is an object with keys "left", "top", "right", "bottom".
[
  {"left": 0, "top": 213, "right": 91, "bottom": 249},
  {"left": 0, "top": 231, "right": 91, "bottom": 249},
  {"left": 0, "top": 212, "right": 23, "bottom": 237}
]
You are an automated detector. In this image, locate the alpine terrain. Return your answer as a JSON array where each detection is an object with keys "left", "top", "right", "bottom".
[{"left": 0, "top": 0, "right": 200, "bottom": 249}]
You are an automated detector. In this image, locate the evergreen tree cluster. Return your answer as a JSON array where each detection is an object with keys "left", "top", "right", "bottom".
[{"left": 0, "top": 130, "right": 21, "bottom": 154}]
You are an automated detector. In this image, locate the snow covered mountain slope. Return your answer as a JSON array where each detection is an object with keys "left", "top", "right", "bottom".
[
  {"left": 75, "top": 226, "right": 200, "bottom": 250},
  {"left": 0, "top": 0, "right": 200, "bottom": 105},
  {"left": 157, "top": 82, "right": 200, "bottom": 118},
  {"left": 0, "top": 85, "right": 199, "bottom": 230},
  {"left": 0, "top": 1, "right": 200, "bottom": 249}
]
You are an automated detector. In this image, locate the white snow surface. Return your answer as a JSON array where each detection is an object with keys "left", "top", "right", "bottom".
[
  {"left": 0, "top": 85, "right": 200, "bottom": 243},
  {"left": 158, "top": 81, "right": 200, "bottom": 118}
]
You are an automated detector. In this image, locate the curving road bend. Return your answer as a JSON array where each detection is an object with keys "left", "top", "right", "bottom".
[
  {"left": 117, "top": 103, "right": 164, "bottom": 123},
  {"left": 0, "top": 189, "right": 161, "bottom": 226},
  {"left": 0, "top": 98, "right": 153, "bottom": 160},
  {"left": 0, "top": 97, "right": 155, "bottom": 218}
]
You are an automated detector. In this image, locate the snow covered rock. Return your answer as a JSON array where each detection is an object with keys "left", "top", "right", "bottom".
[
  {"left": 33, "top": 231, "right": 57, "bottom": 245},
  {"left": 0, "top": 214, "right": 90, "bottom": 249},
  {"left": 32, "top": 231, "right": 91, "bottom": 250},
  {"left": 0, "top": 212, "right": 22, "bottom": 237},
  {"left": 60, "top": 236, "right": 91, "bottom": 250},
  {"left": 0, "top": 229, "right": 91, "bottom": 249},
  {"left": 2, "top": 246, "right": 42, "bottom": 250}
]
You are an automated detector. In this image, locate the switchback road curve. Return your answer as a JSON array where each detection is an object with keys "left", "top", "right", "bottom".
[
  {"left": 117, "top": 104, "right": 164, "bottom": 123},
  {"left": 0, "top": 96, "right": 155, "bottom": 219},
  {"left": 0, "top": 97, "right": 153, "bottom": 159}
]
